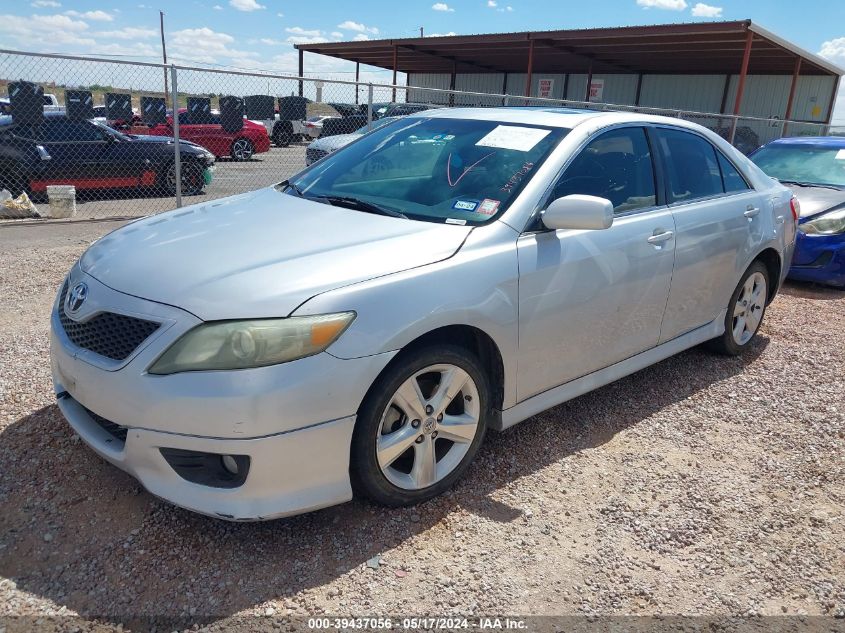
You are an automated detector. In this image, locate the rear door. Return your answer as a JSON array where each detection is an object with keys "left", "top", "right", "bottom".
[
  {"left": 655, "top": 127, "right": 765, "bottom": 342},
  {"left": 516, "top": 126, "right": 676, "bottom": 400}
]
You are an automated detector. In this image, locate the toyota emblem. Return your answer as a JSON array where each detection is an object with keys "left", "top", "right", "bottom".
[{"left": 67, "top": 282, "right": 88, "bottom": 313}]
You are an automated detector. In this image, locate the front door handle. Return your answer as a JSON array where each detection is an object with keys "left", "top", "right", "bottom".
[
  {"left": 647, "top": 230, "right": 674, "bottom": 245},
  {"left": 744, "top": 205, "right": 760, "bottom": 218}
]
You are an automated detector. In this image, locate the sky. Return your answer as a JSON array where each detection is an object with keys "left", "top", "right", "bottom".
[{"left": 1, "top": 0, "right": 845, "bottom": 121}]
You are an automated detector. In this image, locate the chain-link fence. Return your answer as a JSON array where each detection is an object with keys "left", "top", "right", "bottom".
[{"left": 0, "top": 49, "right": 838, "bottom": 221}]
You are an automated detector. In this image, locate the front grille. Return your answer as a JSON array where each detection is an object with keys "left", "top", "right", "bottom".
[
  {"left": 306, "top": 147, "right": 327, "bottom": 164},
  {"left": 83, "top": 405, "right": 128, "bottom": 444},
  {"left": 58, "top": 281, "right": 160, "bottom": 362}
]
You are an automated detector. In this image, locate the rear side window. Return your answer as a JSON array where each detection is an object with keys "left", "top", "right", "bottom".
[
  {"left": 717, "top": 152, "right": 751, "bottom": 192},
  {"left": 552, "top": 127, "right": 657, "bottom": 213},
  {"left": 657, "top": 128, "right": 723, "bottom": 202}
]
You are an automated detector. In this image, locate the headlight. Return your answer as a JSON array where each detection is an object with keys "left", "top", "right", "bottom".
[
  {"left": 148, "top": 312, "right": 355, "bottom": 375},
  {"left": 800, "top": 208, "right": 845, "bottom": 235}
]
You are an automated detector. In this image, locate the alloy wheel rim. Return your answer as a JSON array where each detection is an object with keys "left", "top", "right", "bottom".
[
  {"left": 376, "top": 363, "right": 480, "bottom": 491},
  {"left": 233, "top": 139, "right": 252, "bottom": 160},
  {"left": 167, "top": 165, "right": 198, "bottom": 193},
  {"left": 732, "top": 271, "right": 766, "bottom": 345}
]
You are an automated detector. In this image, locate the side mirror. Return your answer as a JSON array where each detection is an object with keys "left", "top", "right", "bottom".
[{"left": 541, "top": 194, "right": 614, "bottom": 231}]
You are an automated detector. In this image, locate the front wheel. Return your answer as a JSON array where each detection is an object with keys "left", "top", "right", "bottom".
[
  {"left": 707, "top": 261, "right": 769, "bottom": 356},
  {"left": 230, "top": 138, "right": 254, "bottom": 161},
  {"left": 351, "top": 345, "right": 490, "bottom": 507},
  {"left": 161, "top": 161, "right": 204, "bottom": 196}
]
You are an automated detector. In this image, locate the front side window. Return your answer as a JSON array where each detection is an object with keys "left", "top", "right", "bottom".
[
  {"left": 657, "top": 128, "right": 723, "bottom": 202},
  {"left": 551, "top": 127, "right": 657, "bottom": 213},
  {"left": 288, "top": 117, "right": 567, "bottom": 225},
  {"left": 38, "top": 120, "right": 105, "bottom": 143},
  {"left": 750, "top": 143, "right": 845, "bottom": 188}
]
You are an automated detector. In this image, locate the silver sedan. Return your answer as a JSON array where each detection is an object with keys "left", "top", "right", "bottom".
[{"left": 51, "top": 108, "right": 797, "bottom": 520}]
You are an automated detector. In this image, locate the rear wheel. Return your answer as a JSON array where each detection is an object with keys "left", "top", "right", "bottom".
[
  {"left": 272, "top": 121, "right": 293, "bottom": 147},
  {"left": 161, "top": 160, "right": 204, "bottom": 196},
  {"left": 351, "top": 345, "right": 490, "bottom": 507},
  {"left": 230, "top": 138, "right": 254, "bottom": 161},
  {"left": 707, "top": 261, "right": 769, "bottom": 356}
]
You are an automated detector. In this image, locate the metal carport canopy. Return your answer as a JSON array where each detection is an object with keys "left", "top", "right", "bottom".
[{"left": 294, "top": 20, "right": 841, "bottom": 77}]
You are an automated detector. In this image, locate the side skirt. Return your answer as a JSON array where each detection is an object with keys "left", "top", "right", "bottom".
[{"left": 495, "top": 310, "right": 726, "bottom": 431}]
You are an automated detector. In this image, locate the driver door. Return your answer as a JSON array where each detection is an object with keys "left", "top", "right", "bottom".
[{"left": 516, "top": 126, "right": 676, "bottom": 401}]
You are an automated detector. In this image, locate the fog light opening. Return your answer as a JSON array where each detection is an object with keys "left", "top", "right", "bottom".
[{"left": 221, "top": 454, "right": 240, "bottom": 475}]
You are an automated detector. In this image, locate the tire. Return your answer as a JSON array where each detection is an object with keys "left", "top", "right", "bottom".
[
  {"left": 707, "top": 261, "right": 770, "bottom": 356},
  {"left": 350, "top": 344, "right": 491, "bottom": 507},
  {"left": 272, "top": 121, "right": 293, "bottom": 147},
  {"left": 230, "top": 138, "right": 254, "bottom": 161},
  {"left": 160, "top": 160, "right": 204, "bottom": 196}
]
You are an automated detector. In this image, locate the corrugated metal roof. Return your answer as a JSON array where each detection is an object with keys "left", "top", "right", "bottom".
[{"left": 295, "top": 20, "right": 842, "bottom": 77}]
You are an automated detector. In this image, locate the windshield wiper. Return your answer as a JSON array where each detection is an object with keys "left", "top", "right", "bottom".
[
  {"left": 279, "top": 180, "right": 305, "bottom": 197},
  {"left": 778, "top": 180, "right": 845, "bottom": 191},
  {"left": 321, "top": 196, "right": 408, "bottom": 219}
]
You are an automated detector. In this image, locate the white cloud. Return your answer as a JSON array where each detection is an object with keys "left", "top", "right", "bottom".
[
  {"left": 213, "top": 4, "right": 223, "bottom": 9},
  {"left": 286, "top": 35, "right": 328, "bottom": 44},
  {"left": 31, "top": 0, "right": 61, "bottom": 7},
  {"left": 64, "top": 9, "right": 113, "bottom": 21},
  {"left": 168, "top": 26, "right": 260, "bottom": 64},
  {"left": 506, "top": 5, "right": 514, "bottom": 10},
  {"left": 690, "top": 2, "right": 722, "bottom": 16},
  {"left": 636, "top": 0, "right": 687, "bottom": 9},
  {"left": 286, "top": 26, "right": 322, "bottom": 37},
  {"left": 429, "top": 31, "right": 457, "bottom": 37},
  {"left": 331, "top": 31, "right": 344, "bottom": 38},
  {"left": 819, "top": 37, "right": 845, "bottom": 66},
  {"left": 276, "top": 12, "right": 284, "bottom": 17},
  {"left": 0, "top": 13, "right": 94, "bottom": 48},
  {"left": 259, "top": 37, "right": 284, "bottom": 45},
  {"left": 228, "top": 0, "right": 265, "bottom": 11},
  {"left": 352, "top": 34, "right": 370, "bottom": 41},
  {"left": 97, "top": 27, "right": 157, "bottom": 39},
  {"left": 337, "top": 20, "right": 379, "bottom": 34},
  {"left": 432, "top": 3, "right": 454, "bottom": 11},
  {"left": 487, "top": 0, "right": 497, "bottom": 6}
]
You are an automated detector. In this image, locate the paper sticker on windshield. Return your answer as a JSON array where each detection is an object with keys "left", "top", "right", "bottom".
[
  {"left": 836, "top": 149, "right": 845, "bottom": 160},
  {"left": 476, "top": 125, "right": 551, "bottom": 152},
  {"left": 445, "top": 218, "right": 467, "bottom": 225},
  {"left": 478, "top": 199, "right": 500, "bottom": 215},
  {"left": 453, "top": 199, "right": 478, "bottom": 211}
]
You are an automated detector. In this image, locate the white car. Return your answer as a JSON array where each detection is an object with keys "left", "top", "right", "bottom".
[{"left": 51, "top": 108, "right": 796, "bottom": 521}]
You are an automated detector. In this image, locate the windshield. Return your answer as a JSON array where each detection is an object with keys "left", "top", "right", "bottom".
[
  {"left": 90, "top": 119, "right": 130, "bottom": 141},
  {"left": 289, "top": 117, "right": 567, "bottom": 225},
  {"left": 751, "top": 143, "right": 845, "bottom": 188}
]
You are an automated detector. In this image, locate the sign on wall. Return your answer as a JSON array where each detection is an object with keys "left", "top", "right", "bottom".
[
  {"left": 589, "top": 78, "right": 604, "bottom": 102},
  {"left": 538, "top": 78, "right": 554, "bottom": 99}
]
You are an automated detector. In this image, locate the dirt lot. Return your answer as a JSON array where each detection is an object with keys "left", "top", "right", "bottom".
[{"left": 0, "top": 220, "right": 843, "bottom": 630}]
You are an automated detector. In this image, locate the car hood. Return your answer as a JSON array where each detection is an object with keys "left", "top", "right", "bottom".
[
  {"left": 80, "top": 186, "right": 472, "bottom": 320},
  {"left": 309, "top": 133, "right": 360, "bottom": 152},
  {"left": 126, "top": 134, "right": 207, "bottom": 151},
  {"left": 786, "top": 185, "right": 845, "bottom": 219}
]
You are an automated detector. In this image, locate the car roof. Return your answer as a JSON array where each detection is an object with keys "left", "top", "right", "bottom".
[
  {"left": 408, "top": 106, "right": 695, "bottom": 131},
  {"left": 764, "top": 135, "right": 845, "bottom": 148}
]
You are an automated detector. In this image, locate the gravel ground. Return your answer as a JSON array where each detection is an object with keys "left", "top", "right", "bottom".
[{"left": 0, "top": 220, "right": 843, "bottom": 631}]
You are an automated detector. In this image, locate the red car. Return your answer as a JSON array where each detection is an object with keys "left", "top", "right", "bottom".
[{"left": 148, "top": 109, "right": 271, "bottom": 161}]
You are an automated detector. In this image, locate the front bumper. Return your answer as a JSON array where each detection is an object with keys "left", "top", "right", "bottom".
[
  {"left": 788, "top": 230, "right": 845, "bottom": 288},
  {"left": 50, "top": 268, "right": 396, "bottom": 520},
  {"left": 56, "top": 392, "right": 355, "bottom": 520}
]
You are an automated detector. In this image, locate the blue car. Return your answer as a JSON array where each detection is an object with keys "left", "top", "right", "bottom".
[{"left": 751, "top": 137, "right": 845, "bottom": 289}]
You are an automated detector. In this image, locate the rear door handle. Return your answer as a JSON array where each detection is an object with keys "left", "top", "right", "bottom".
[
  {"left": 744, "top": 205, "right": 760, "bottom": 218},
  {"left": 647, "top": 230, "right": 674, "bottom": 244}
]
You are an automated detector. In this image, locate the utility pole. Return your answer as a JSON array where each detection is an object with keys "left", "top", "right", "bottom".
[
  {"left": 160, "top": 11, "right": 169, "bottom": 106},
  {"left": 419, "top": 27, "right": 424, "bottom": 37}
]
